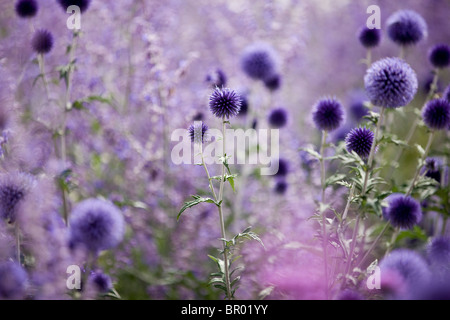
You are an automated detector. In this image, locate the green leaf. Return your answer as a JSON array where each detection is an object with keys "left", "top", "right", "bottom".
[
  {"left": 325, "top": 173, "right": 347, "bottom": 188},
  {"left": 177, "top": 195, "right": 217, "bottom": 221},
  {"left": 299, "top": 147, "right": 322, "bottom": 160}
]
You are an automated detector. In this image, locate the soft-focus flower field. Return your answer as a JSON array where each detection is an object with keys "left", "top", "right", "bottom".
[{"left": 0, "top": 0, "right": 449, "bottom": 300}]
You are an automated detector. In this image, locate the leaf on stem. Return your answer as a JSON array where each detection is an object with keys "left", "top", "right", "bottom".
[{"left": 177, "top": 195, "right": 218, "bottom": 221}]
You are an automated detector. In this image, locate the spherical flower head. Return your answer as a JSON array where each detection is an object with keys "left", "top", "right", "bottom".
[
  {"left": 384, "top": 194, "right": 422, "bottom": 229},
  {"left": 275, "top": 158, "right": 289, "bottom": 177},
  {"left": 237, "top": 94, "right": 249, "bottom": 117},
  {"left": 386, "top": 10, "right": 427, "bottom": 46},
  {"left": 69, "top": 198, "right": 125, "bottom": 253},
  {"left": 0, "top": 172, "right": 35, "bottom": 223},
  {"left": 188, "top": 121, "right": 208, "bottom": 144},
  {"left": 364, "top": 57, "right": 418, "bottom": 108},
  {"left": 240, "top": 43, "right": 278, "bottom": 81},
  {"left": 380, "top": 249, "right": 431, "bottom": 292},
  {"left": 0, "top": 262, "right": 27, "bottom": 299},
  {"left": 90, "top": 270, "right": 113, "bottom": 293},
  {"left": 345, "top": 127, "right": 374, "bottom": 159},
  {"left": 32, "top": 29, "right": 54, "bottom": 55},
  {"left": 58, "top": 0, "right": 91, "bottom": 13},
  {"left": 274, "top": 179, "right": 288, "bottom": 195},
  {"left": 205, "top": 68, "right": 227, "bottom": 88},
  {"left": 264, "top": 73, "right": 282, "bottom": 91},
  {"left": 312, "top": 97, "right": 344, "bottom": 131},
  {"left": 422, "top": 98, "right": 450, "bottom": 130},
  {"left": 268, "top": 107, "right": 288, "bottom": 128},
  {"left": 15, "top": 0, "right": 38, "bottom": 18},
  {"left": 428, "top": 44, "right": 450, "bottom": 69},
  {"left": 423, "top": 157, "right": 442, "bottom": 183},
  {"left": 358, "top": 27, "right": 381, "bottom": 48},
  {"left": 209, "top": 87, "right": 241, "bottom": 119}
]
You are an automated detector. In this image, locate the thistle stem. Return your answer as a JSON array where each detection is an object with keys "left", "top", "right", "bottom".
[
  {"left": 319, "top": 130, "right": 329, "bottom": 296},
  {"left": 15, "top": 224, "right": 21, "bottom": 264}
]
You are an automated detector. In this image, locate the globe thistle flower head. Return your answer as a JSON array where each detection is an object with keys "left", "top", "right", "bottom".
[
  {"left": 422, "top": 157, "right": 442, "bottom": 183},
  {"left": 428, "top": 44, "right": 450, "bottom": 69},
  {"left": 69, "top": 198, "right": 125, "bottom": 253},
  {"left": 274, "top": 179, "right": 288, "bottom": 195},
  {"left": 264, "top": 73, "right": 282, "bottom": 91},
  {"left": 205, "top": 68, "right": 227, "bottom": 88},
  {"left": 364, "top": 57, "right": 418, "bottom": 108},
  {"left": 15, "top": 0, "right": 38, "bottom": 18},
  {"left": 383, "top": 194, "right": 422, "bottom": 229},
  {"left": 386, "top": 10, "right": 427, "bottom": 46},
  {"left": 422, "top": 98, "right": 450, "bottom": 130},
  {"left": 0, "top": 262, "right": 27, "bottom": 299},
  {"left": 188, "top": 121, "right": 208, "bottom": 144},
  {"left": 268, "top": 107, "right": 288, "bottom": 129},
  {"left": 348, "top": 90, "right": 369, "bottom": 122},
  {"left": 345, "top": 127, "right": 374, "bottom": 159},
  {"left": 0, "top": 172, "right": 36, "bottom": 223},
  {"left": 237, "top": 94, "right": 249, "bottom": 117},
  {"left": 240, "top": 43, "right": 278, "bottom": 81},
  {"left": 209, "top": 87, "right": 241, "bottom": 119},
  {"left": 312, "top": 97, "right": 344, "bottom": 131},
  {"left": 90, "top": 270, "right": 113, "bottom": 293},
  {"left": 32, "top": 29, "right": 54, "bottom": 55},
  {"left": 380, "top": 249, "right": 431, "bottom": 292},
  {"left": 275, "top": 158, "right": 289, "bottom": 177},
  {"left": 58, "top": 0, "right": 91, "bottom": 13},
  {"left": 358, "top": 27, "right": 381, "bottom": 48}
]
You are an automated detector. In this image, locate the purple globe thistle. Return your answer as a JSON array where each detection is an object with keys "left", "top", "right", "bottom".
[
  {"left": 422, "top": 98, "right": 450, "bottom": 130},
  {"left": 0, "top": 262, "right": 27, "bottom": 299},
  {"left": 264, "top": 73, "right": 282, "bottom": 91},
  {"left": 58, "top": 0, "right": 91, "bottom": 13},
  {"left": 205, "top": 68, "right": 227, "bottom": 88},
  {"left": 0, "top": 172, "right": 35, "bottom": 223},
  {"left": 428, "top": 44, "right": 450, "bottom": 69},
  {"left": 358, "top": 27, "right": 382, "bottom": 48},
  {"left": 240, "top": 43, "right": 278, "bottom": 81},
  {"left": 347, "top": 90, "right": 369, "bottom": 123},
  {"left": 268, "top": 107, "right": 288, "bottom": 128},
  {"left": 380, "top": 249, "right": 431, "bottom": 293},
  {"left": 386, "top": 10, "right": 427, "bottom": 46},
  {"left": 90, "top": 270, "right": 113, "bottom": 293},
  {"left": 384, "top": 194, "right": 422, "bottom": 229},
  {"left": 422, "top": 157, "right": 442, "bottom": 183},
  {"left": 237, "top": 94, "right": 249, "bottom": 117},
  {"left": 15, "top": 0, "right": 38, "bottom": 18},
  {"left": 209, "top": 87, "right": 241, "bottom": 119},
  {"left": 345, "top": 127, "right": 374, "bottom": 159},
  {"left": 364, "top": 57, "right": 418, "bottom": 108},
  {"left": 274, "top": 179, "right": 288, "bottom": 195},
  {"left": 275, "top": 158, "right": 289, "bottom": 177},
  {"left": 312, "top": 97, "right": 344, "bottom": 131},
  {"left": 68, "top": 198, "right": 125, "bottom": 253},
  {"left": 188, "top": 121, "right": 208, "bottom": 144},
  {"left": 32, "top": 29, "right": 54, "bottom": 55}
]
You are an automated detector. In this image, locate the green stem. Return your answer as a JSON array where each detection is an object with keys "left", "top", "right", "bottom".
[
  {"left": 319, "top": 130, "right": 329, "bottom": 296},
  {"left": 38, "top": 53, "right": 50, "bottom": 100},
  {"left": 406, "top": 131, "right": 435, "bottom": 196}
]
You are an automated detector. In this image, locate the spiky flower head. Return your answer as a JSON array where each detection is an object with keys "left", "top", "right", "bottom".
[
  {"left": 0, "top": 172, "right": 35, "bottom": 223},
  {"left": 428, "top": 44, "right": 450, "bottom": 69},
  {"left": 386, "top": 10, "right": 427, "bottom": 46},
  {"left": 383, "top": 194, "right": 422, "bottom": 229},
  {"left": 345, "top": 127, "right": 374, "bottom": 159},
  {"left": 312, "top": 97, "right": 344, "bottom": 131},
  {"left": 364, "top": 57, "right": 418, "bottom": 108},
  {"left": 358, "top": 27, "right": 382, "bottom": 48},
  {"left": 268, "top": 107, "right": 288, "bottom": 129},
  {"left": 58, "top": 0, "right": 91, "bottom": 13},
  {"left": 188, "top": 121, "right": 208, "bottom": 144},
  {"left": 0, "top": 262, "right": 27, "bottom": 299},
  {"left": 422, "top": 98, "right": 450, "bottom": 130},
  {"left": 69, "top": 198, "right": 125, "bottom": 253},
  {"left": 264, "top": 73, "right": 282, "bottom": 91},
  {"left": 209, "top": 87, "right": 241, "bottom": 119},
  {"left": 32, "top": 29, "right": 54, "bottom": 55},
  {"left": 240, "top": 43, "right": 278, "bottom": 81},
  {"left": 15, "top": 0, "right": 38, "bottom": 18}
]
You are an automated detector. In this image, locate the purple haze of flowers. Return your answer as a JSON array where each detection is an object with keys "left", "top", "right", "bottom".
[
  {"left": 0, "top": 262, "right": 27, "bottom": 299},
  {"left": 427, "top": 237, "right": 450, "bottom": 273},
  {"left": 386, "top": 10, "right": 428, "bottom": 46},
  {"left": 15, "top": 0, "right": 38, "bottom": 18},
  {"left": 209, "top": 87, "right": 241, "bottom": 119},
  {"left": 428, "top": 44, "right": 450, "bottom": 69},
  {"left": 312, "top": 97, "right": 344, "bottom": 132},
  {"left": 69, "top": 198, "right": 125, "bottom": 253},
  {"left": 422, "top": 98, "right": 450, "bottom": 130},
  {"left": 240, "top": 43, "right": 278, "bottom": 81},
  {"left": 345, "top": 127, "right": 374, "bottom": 159},
  {"left": 57, "top": 0, "right": 91, "bottom": 13},
  {"left": 364, "top": 57, "right": 418, "bottom": 108},
  {"left": 31, "top": 29, "right": 54, "bottom": 55},
  {"left": 383, "top": 194, "right": 422, "bottom": 229},
  {"left": 358, "top": 27, "right": 381, "bottom": 48},
  {"left": 379, "top": 249, "right": 431, "bottom": 294}
]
